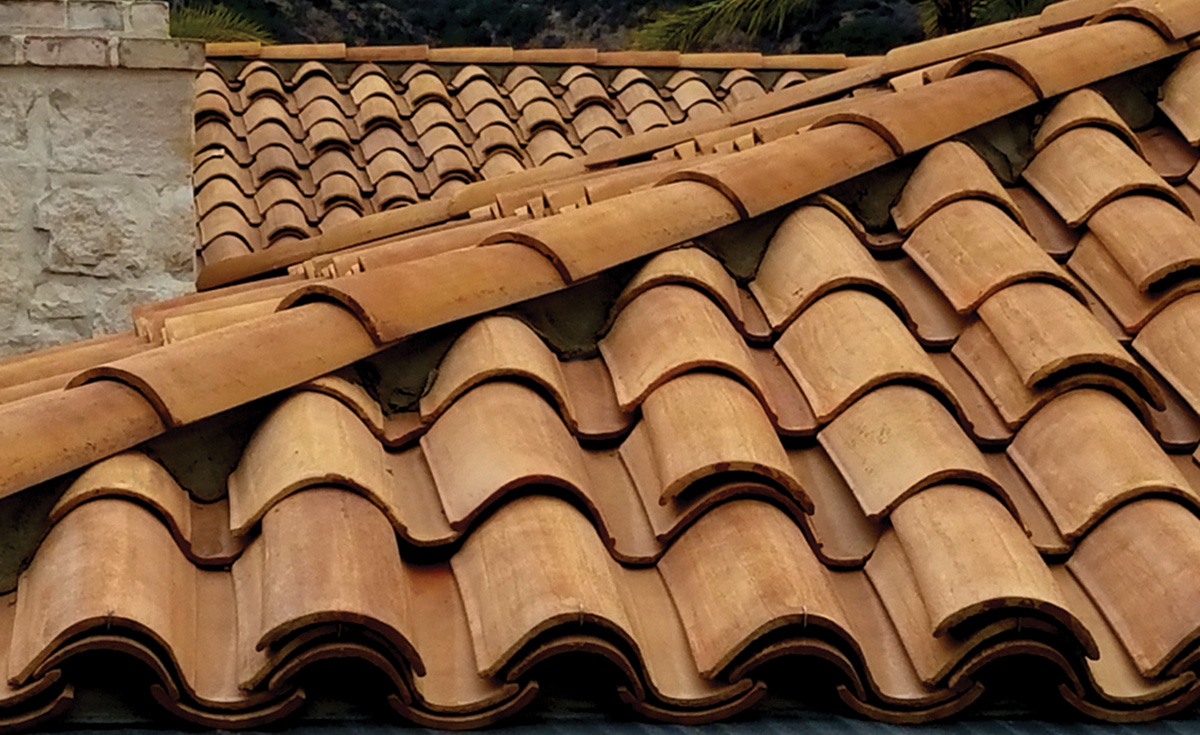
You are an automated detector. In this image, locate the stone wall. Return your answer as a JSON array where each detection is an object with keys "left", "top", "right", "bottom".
[{"left": 0, "top": 0, "right": 202, "bottom": 355}]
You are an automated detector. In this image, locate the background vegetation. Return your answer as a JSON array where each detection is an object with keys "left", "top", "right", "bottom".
[{"left": 170, "top": 0, "right": 1061, "bottom": 55}]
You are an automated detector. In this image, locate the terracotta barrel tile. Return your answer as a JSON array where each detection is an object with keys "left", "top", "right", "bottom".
[
  {"left": 660, "top": 123, "right": 896, "bottom": 220},
  {"left": 1011, "top": 389, "right": 1198, "bottom": 541},
  {"left": 450, "top": 495, "right": 633, "bottom": 677},
  {"left": 903, "top": 200, "right": 1074, "bottom": 314},
  {"left": 1069, "top": 498, "right": 1200, "bottom": 677},
  {"left": 1133, "top": 293, "right": 1200, "bottom": 413},
  {"left": 10, "top": 500, "right": 201, "bottom": 685},
  {"left": 889, "top": 485, "right": 1095, "bottom": 653},
  {"left": 892, "top": 141, "right": 1026, "bottom": 234},
  {"left": 775, "top": 289, "right": 954, "bottom": 423},
  {"left": 625, "top": 372, "right": 804, "bottom": 507},
  {"left": 483, "top": 181, "right": 741, "bottom": 282},
  {"left": 238, "top": 488, "right": 418, "bottom": 666},
  {"left": 949, "top": 20, "right": 1183, "bottom": 100},
  {"left": 750, "top": 205, "right": 896, "bottom": 330},
  {"left": 658, "top": 500, "right": 850, "bottom": 678},
  {"left": 600, "top": 285, "right": 765, "bottom": 412},
  {"left": 279, "top": 244, "right": 565, "bottom": 344},
  {"left": 1136, "top": 126, "right": 1197, "bottom": 183},
  {"left": 1089, "top": 195, "right": 1200, "bottom": 291},
  {"left": 227, "top": 391, "right": 392, "bottom": 535},
  {"left": 1091, "top": 0, "right": 1200, "bottom": 42},
  {"left": 1024, "top": 126, "right": 1187, "bottom": 227},
  {"left": 874, "top": 258, "right": 969, "bottom": 348},
  {"left": 819, "top": 385, "right": 1004, "bottom": 520},
  {"left": 1161, "top": 51, "right": 1200, "bottom": 146},
  {"left": 1032, "top": 88, "right": 1141, "bottom": 154},
  {"left": 788, "top": 446, "right": 880, "bottom": 567},
  {"left": 1011, "top": 186, "right": 1080, "bottom": 259},
  {"left": 977, "top": 281, "right": 1163, "bottom": 407},
  {"left": 420, "top": 316, "right": 576, "bottom": 428},
  {"left": 614, "top": 248, "right": 746, "bottom": 332},
  {"left": 812, "top": 69, "right": 1038, "bottom": 156}
]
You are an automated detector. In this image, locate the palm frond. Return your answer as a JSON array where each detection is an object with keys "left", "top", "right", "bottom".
[
  {"left": 636, "top": 0, "right": 815, "bottom": 51},
  {"left": 170, "top": 3, "right": 273, "bottom": 43}
]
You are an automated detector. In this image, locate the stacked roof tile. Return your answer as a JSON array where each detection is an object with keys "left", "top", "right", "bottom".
[{"left": 4, "top": 0, "right": 1200, "bottom": 729}]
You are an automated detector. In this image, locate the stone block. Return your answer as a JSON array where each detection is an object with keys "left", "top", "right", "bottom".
[
  {"left": 0, "top": 79, "right": 37, "bottom": 155},
  {"left": 126, "top": 1, "right": 168, "bottom": 37},
  {"left": 95, "top": 273, "right": 189, "bottom": 333},
  {"left": 118, "top": 38, "right": 203, "bottom": 70},
  {"left": 28, "top": 280, "right": 90, "bottom": 320},
  {"left": 67, "top": 1, "right": 123, "bottom": 31},
  {"left": 22, "top": 35, "right": 109, "bottom": 67},
  {"left": 44, "top": 67, "right": 194, "bottom": 176},
  {"left": 0, "top": 1, "right": 67, "bottom": 32},
  {"left": 35, "top": 173, "right": 194, "bottom": 278},
  {"left": 0, "top": 36, "right": 16, "bottom": 66}
]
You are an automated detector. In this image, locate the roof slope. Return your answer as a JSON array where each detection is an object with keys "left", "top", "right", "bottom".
[{"left": 3, "top": 0, "right": 1200, "bottom": 728}]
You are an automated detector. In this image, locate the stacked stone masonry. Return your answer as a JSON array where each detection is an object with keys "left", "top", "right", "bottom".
[{"left": 0, "top": 0, "right": 202, "bottom": 355}]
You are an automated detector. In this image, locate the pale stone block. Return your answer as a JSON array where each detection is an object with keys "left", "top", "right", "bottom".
[
  {"left": 0, "top": 1, "right": 66, "bottom": 31},
  {"left": 0, "top": 36, "right": 16, "bottom": 65},
  {"left": 0, "top": 80, "right": 37, "bottom": 154},
  {"left": 95, "top": 272, "right": 189, "bottom": 332},
  {"left": 22, "top": 35, "right": 108, "bottom": 67},
  {"left": 126, "top": 0, "right": 168, "bottom": 37},
  {"left": 28, "top": 280, "right": 90, "bottom": 320},
  {"left": 118, "top": 37, "right": 203, "bottom": 70},
  {"left": 35, "top": 173, "right": 194, "bottom": 278},
  {"left": 43, "top": 67, "right": 194, "bottom": 176},
  {"left": 67, "top": 1, "right": 123, "bottom": 31}
]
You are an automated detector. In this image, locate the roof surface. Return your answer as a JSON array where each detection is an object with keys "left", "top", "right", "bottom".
[{"left": 4, "top": 0, "right": 1200, "bottom": 729}]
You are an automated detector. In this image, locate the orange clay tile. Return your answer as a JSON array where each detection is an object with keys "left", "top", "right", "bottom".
[
  {"left": 1091, "top": 0, "right": 1200, "bottom": 42},
  {"left": 749, "top": 205, "right": 896, "bottom": 330},
  {"left": 903, "top": 200, "right": 1072, "bottom": 313},
  {"left": 874, "top": 258, "right": 969, "bottom": 348},
  {"left": 1161, "top": 51, "right": 1200, "bottom": 145},
  {"left": 639, "top": 371, "right": 803, "bottom": 497},
  {"left": 70, "top": 302, "right": 376, "bottom": 427},
  {"left": 1133, "top": 293, "right": 1200, "bottom": 413},
  {"left": 818, "top": 385, "right": 1003, "bottom": 520},
  {"left": 280, "top": 243, "right": 564, "bottom": 344},
  {"left": 599, "top": 285, "right": 765, "bottom": 411},
  {"left": 1088, "top": 195, "right": 1200, "bottom": 290},
  {"left": 881, "top": 16, "right": 1044, "bottom": 75},
  {"left": 1023, "top": 126, "right": 1187, "bottom": 227},
  {"left": 1052, "top": 566, "right": 1200, "bottom": 711},
  {"left": 892, "top": 141, "right": 1026, "bottom": 234},
  {"left": 449, "top": 495, "right": 632, "bottom": 677},
  {"left": 1010, "top": 185, "right": 1080, "bottom": 259},
  {"left": 787, "top": 446, "right": 880, "bottom": 566},
  {"left": 949, "top": 19, "right": 1183, "bottom": 100},
  {"left": 0, "top": 381, "right": 164, "bottom": 502},
  {"left": 613, "top": 247, "right": 747, "bottom": 330},
  {"left": 1069, "top": 498, "right": 1200, "bottom": 677},
  {"left": 1010, "top": 389, "right": 1199, "bottom": 541},
  {"left": 1070, "top": 232, "right": 1200, "bottom": 332},
  {"left": 484, "top": 181, "right": 741, "bottom": 282},
  {"left": 774, "top": 289, "right": 954, "bottom": 422},
  {"left": 1032, "top": 88, "right": 1142, "bottom": 154},
  {"left": 1136, "top": 126, "right": 1197, "bottom": 182},
  {"left": 51, "top": 452, "right": 239, "bottom": 565},
  {"left": 658, "top": 500, "right": 849, "bottom": 678},
  {"left": 888, "top": 484, "right": 1093, "bottom": 650},
  {"left": 812, "top": 69, "right": 1038, "bottom": 155},
  {"left": 661, "top": 123, "right": 895, "bottom": 219},
  {"left": 976, "top": 281, "right": 1163, "bottom": 405}
]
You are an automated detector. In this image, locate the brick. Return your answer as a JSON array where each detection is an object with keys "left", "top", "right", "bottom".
[
  {"left": 22, "top": 35, "right": 108, "bottom": 67},
  {"left": 117, "top": 38, "right": 202, "bottom": 70},
  {"left": 126, "top": 1, "right": 168, "bottom": 37},
  {"left": 67, "top": 1, "right": 122, "bottom": 31},
  {"left": 0, "top": 1, "right": 67, "bottom": 31}
]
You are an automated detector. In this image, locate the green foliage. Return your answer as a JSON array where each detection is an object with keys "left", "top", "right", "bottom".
[
  {"left": 636, "top": 0, "right": 815, "bottom": 50},
  {"left": 170, "top": 2, "right": 274, "bottom": 42},
  {"left": 919, "top": 0, "right": 1055, "bottom": 34}
]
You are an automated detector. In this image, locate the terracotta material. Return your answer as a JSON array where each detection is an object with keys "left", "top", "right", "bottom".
[
  {"left": 903, "top": 200, "right": 1072, "bottom": 313},
  {"left": 750, "top": 205, "right": 896, "bottom": 330},
  {"left": 1069, "top": 232, "right": 1200, "bottom": 333},
  {"left": 1088, "top": 195, "right": 1200, "bottom": 291},
  {"left": 1032, "top": 88, "right": 1142, "bottom": 153},
  {"left": 949, "top": 19, "right": 1183, "bottom": 99},
  {"left": 1070, "top": 499, "right": 1200, "bottom": 677},
  {"left": 1091, "top": 0, "right": 1200, "bottom": 42},
  {"left": 1024, "top": 126, "right": 1186, "bottom": 227},
  {"left": 614, "top": 248, "right": 754, "bottom": 337},
  {"left": 1011, "top": 186, "right": 1079, "bottom": 259},
  {"left": 1137, "top": 126, "right": 1198, "bottom": 182},
  {"left": 892, "top": 141, "right": 1026, "bottom": 234},
  {"left": 819, "top": 385, "right": 1002, "bottom": 519},
  {"left": 775, "top": 289, "right": 955, "bottom": 422},
  {"left": 1161, "top": 51, "right": 1200, "bottom": 145}
]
